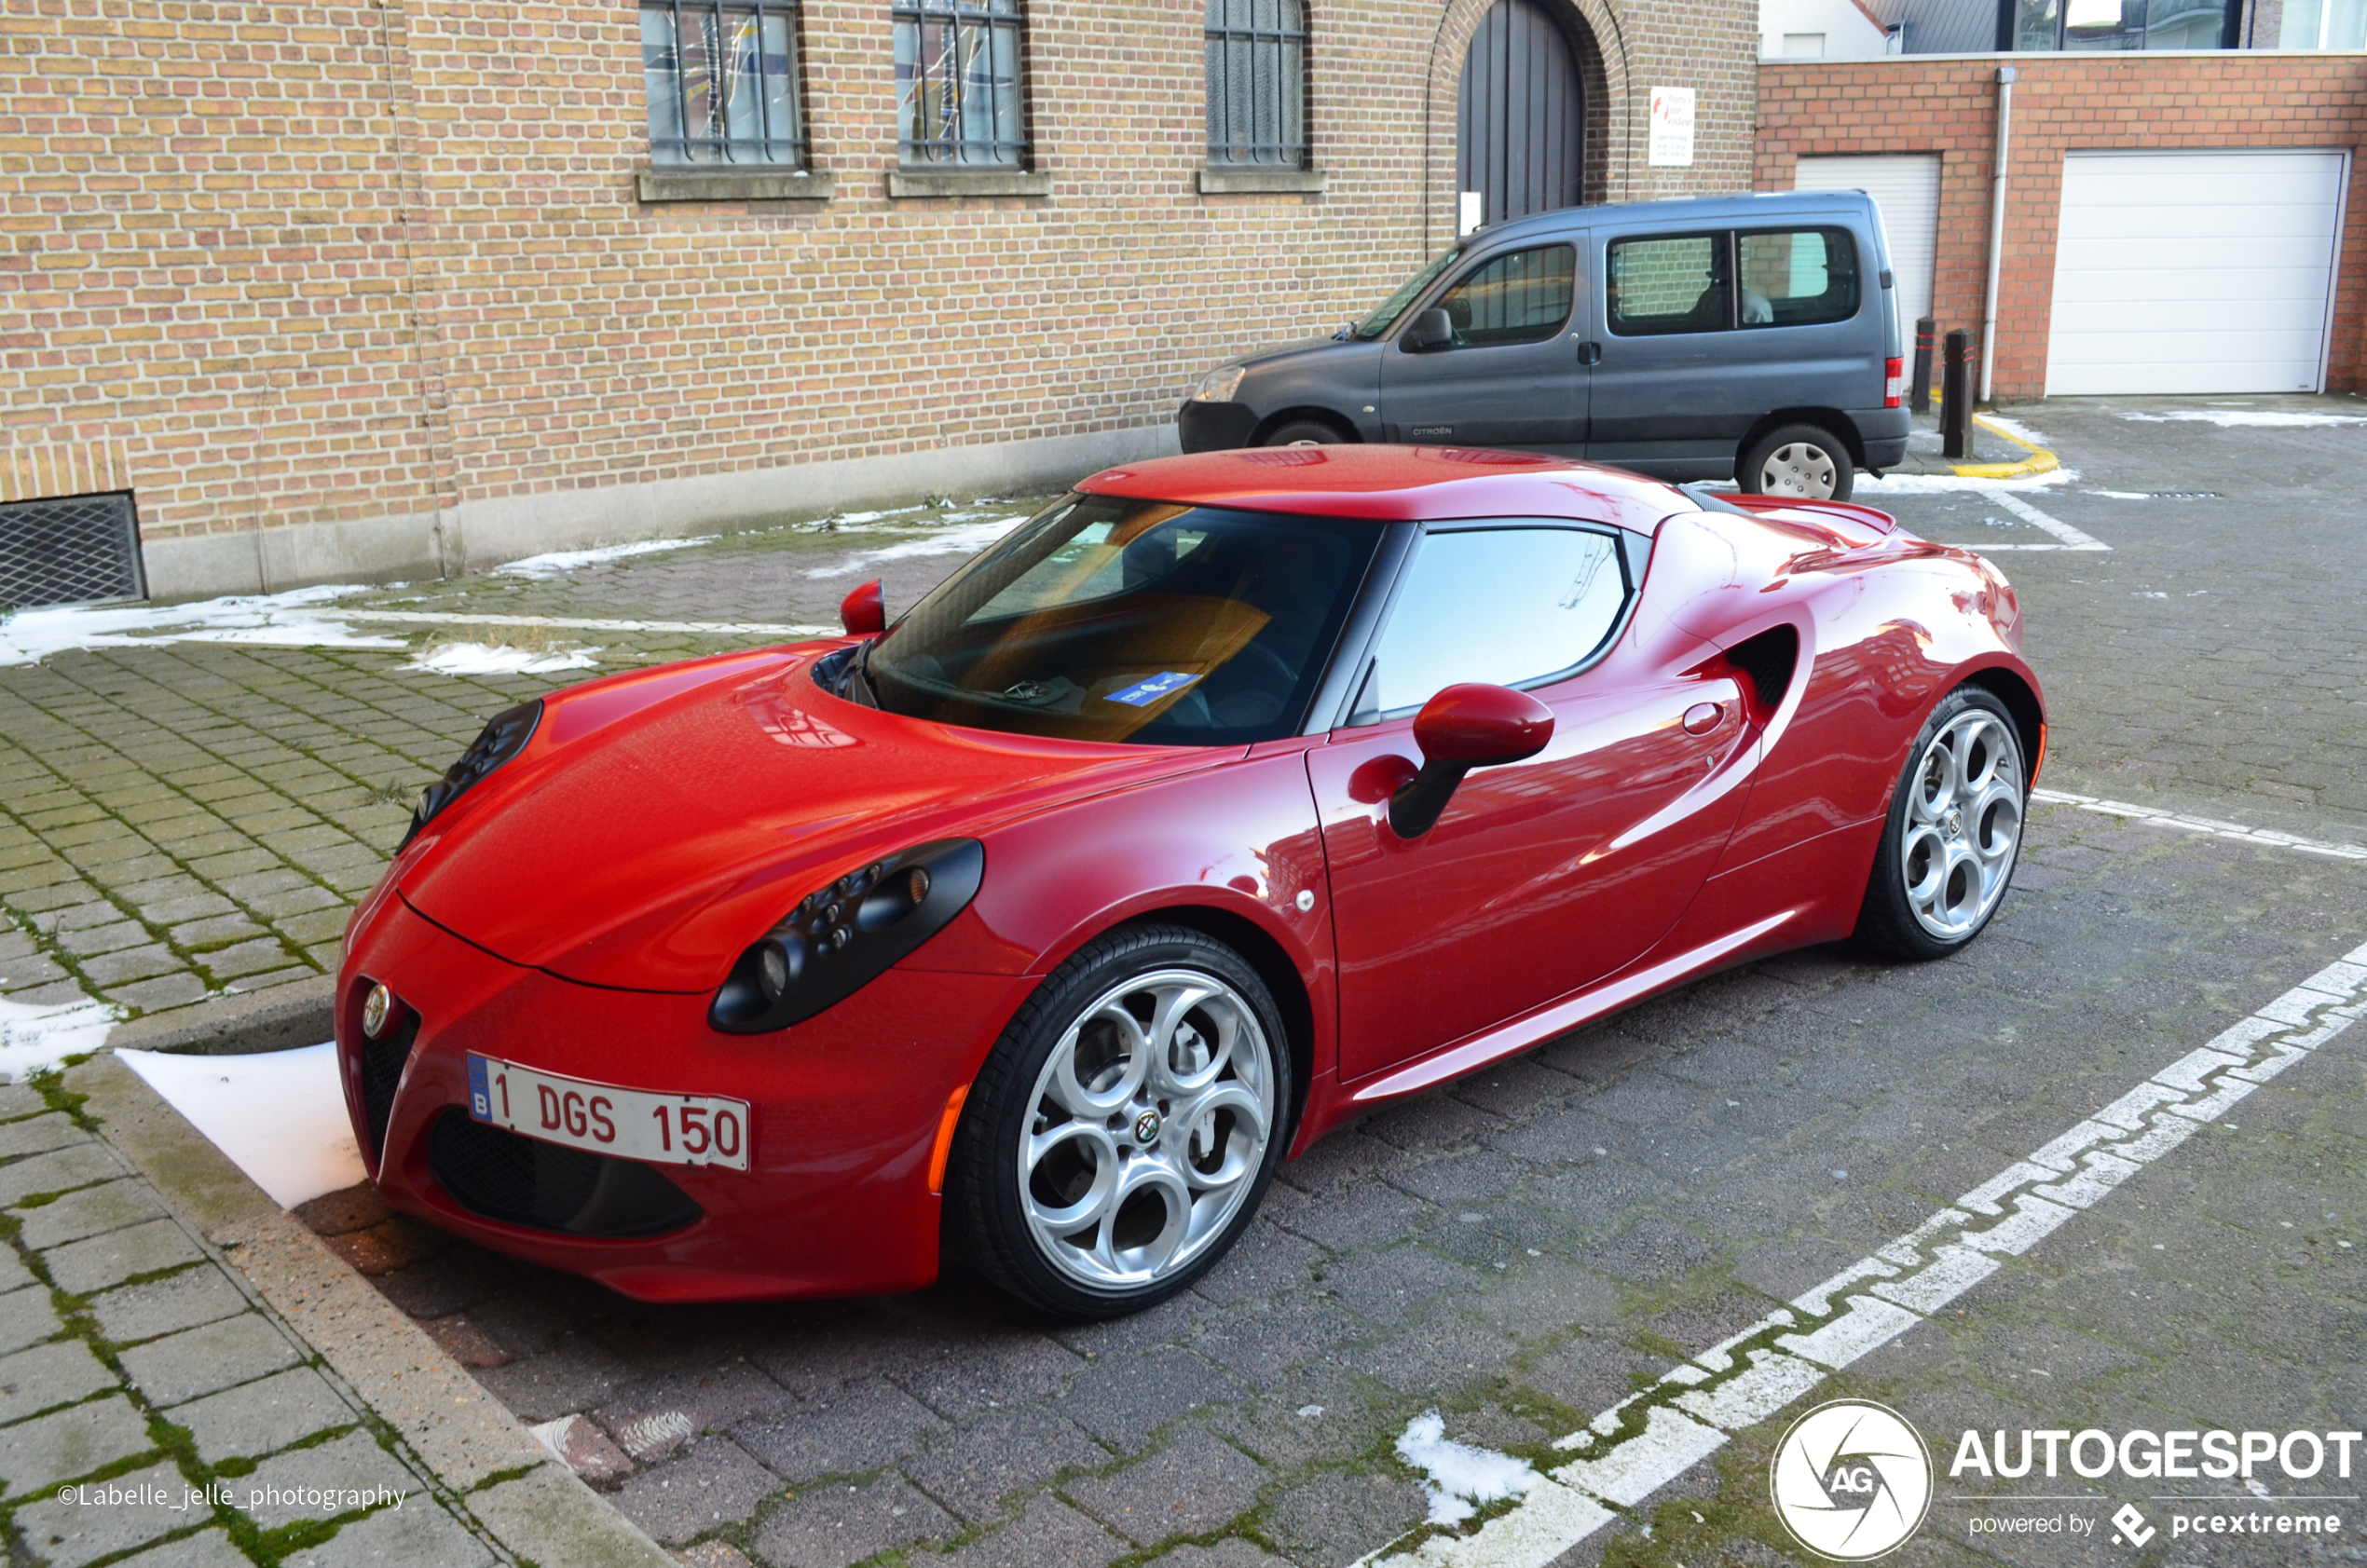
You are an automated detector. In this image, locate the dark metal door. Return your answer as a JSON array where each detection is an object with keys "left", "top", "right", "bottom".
[{"left": 1457, "top": 0, "right": 1583, "bottom": 230}]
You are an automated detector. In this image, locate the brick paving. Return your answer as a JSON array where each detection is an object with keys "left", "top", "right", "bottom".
[{"left": 0, "top": 1079, "right": 501, "bottom": 1565}]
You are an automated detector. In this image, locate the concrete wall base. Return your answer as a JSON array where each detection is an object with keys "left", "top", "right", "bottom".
[{"left": 141, "top": 422, "right": 1181, "bottom": 605}]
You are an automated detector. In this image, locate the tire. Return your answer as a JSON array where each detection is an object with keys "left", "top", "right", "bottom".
[
  {"left": 1855, "top": 687, "right": 2028, "bottom": 961},
  {"left": 946, "top": 925, "right": 1293, "bottom": 1318},
  {"left": 1739, "top": 424, "right": 1855, "bottom": 501},
  {"left": 1261, "top": 419, "right": 1348, "bottom": 447}
]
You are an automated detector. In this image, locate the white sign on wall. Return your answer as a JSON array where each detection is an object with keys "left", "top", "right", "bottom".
[{"left": 1649, "top": 87, "right": 1697, "bottom": 167}]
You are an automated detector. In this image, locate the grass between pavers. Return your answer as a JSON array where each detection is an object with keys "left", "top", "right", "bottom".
[{"left": 0, "top": 1065, "right": 502, "bottom": 1567}]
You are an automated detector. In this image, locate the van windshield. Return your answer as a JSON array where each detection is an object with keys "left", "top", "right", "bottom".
[
  {"left": 866, "top": 495, "right": 1380, "bottom": 744},
  {"left": 1352, "top": 247, "right": 1462, "bottom": 340}
]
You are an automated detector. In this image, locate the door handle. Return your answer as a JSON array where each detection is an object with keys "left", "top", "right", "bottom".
[{"left": 1575, "top": 341, "right": 1602, "bottom": 366}]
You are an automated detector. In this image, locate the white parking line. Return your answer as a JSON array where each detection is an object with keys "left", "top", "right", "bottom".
[
  {"left": 335, "top": 610, "right": 834, "bottom": 637},
  {"left": 1360, "top": 942, "right": 2367, "bottom": 1568},
  {"left": 2032, "top": 789, "right": 2367, "bottom": 862},
  {"left": 1940, "top": 488, "right": 2110, "bottom": 552}
]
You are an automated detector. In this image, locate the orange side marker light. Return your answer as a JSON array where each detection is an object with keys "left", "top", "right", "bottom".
[{"left": 926, "top": 1084, "right": 970, "bottom": 1195}]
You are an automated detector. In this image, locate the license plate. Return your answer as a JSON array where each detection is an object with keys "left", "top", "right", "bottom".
[{"left": 466, "top": 1055, "right": 750, "bottom": 1171}]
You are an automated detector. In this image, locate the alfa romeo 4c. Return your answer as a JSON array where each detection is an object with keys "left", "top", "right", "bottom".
[{"left": 338, "top": 446, "right": 2043, "bottom": 1317}]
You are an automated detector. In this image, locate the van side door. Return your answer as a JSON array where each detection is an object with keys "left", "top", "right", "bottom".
[
  {"left": 1583, "top": 227, "right": 1741, "bottom": 481},
  {"left": 1377, "top": 241, "right": 1589, "bottom": 454}
]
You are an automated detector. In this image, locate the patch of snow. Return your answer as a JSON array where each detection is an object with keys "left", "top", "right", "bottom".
[
  {"left": 1395, "top": 1411, "right": 1542, "bottom": 1527},
  {"left": 2085, "top": 490, "right": 2155, "bottom": 499},
  {"left": 2121, "top": 410, "right": 2367, "bottom": 429},
  {"left": 0, "top": 991, "right": 119, "bottom": 1082},
  {"left": 403, "top": 642, "right": 602, "bottom": 676},
  {"left": 116, "top": 1042, "right": 364, "bottom": 1207},
  {"left": 0, "top": 585, "right": 405, "bottom": 668},
  {"left": 802, "top": 516, "right": 1031, "bottom": 579},
  {"left": 496, "top": 536, "right": 717, "bottom": 578},
  {"left": 1853, "top": 466, "right": 2080, "bottom": 496},
  {"left": 1977, "top": 414, "right": 2048, "bottom": 446}
]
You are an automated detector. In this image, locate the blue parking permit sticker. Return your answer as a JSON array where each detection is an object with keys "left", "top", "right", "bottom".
[
  {"left": 1106, "top": 672, "right": 1200, "bottom": 707},
  {"left": 467, "top": 1055, "right": 491, "bottom": 1122}
]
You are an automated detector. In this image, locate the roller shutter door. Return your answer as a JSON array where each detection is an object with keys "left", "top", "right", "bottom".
[
  {"left": 1794, "top": 153, "right": 1941, "bottom": 332},
  {"left": 2045, "top": 149, "right": 2346, "bottom": 395}
]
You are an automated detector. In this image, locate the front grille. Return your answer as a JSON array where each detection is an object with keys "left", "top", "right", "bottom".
[
  {"left": 426, "top": 1110, "right": 702, "bottom": 1238},
  {"left": 359, "top": 1017, "right": 418, "bottom": 1164},
  {"left": 0, "top": 491, "right": 144, "bottom": 610}
]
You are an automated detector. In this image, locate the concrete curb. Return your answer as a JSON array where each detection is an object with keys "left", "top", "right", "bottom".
[
  {"left": 108, "top": 974, "right": 337, "bottom": 1057},
  {"left": 1950, "top": 414, "right": 2061, "bottom": 480},
  {"left": 65, "top": 1050, "right": 673, "bottom": 1568}
]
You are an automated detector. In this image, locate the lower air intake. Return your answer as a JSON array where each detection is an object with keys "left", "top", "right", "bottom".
[
  {"left": 358, "top": 1018, "right": 417, "bottom": 1165},
  {"left": 426, "top": 1110, "right": 702, "bottom": 1238}
]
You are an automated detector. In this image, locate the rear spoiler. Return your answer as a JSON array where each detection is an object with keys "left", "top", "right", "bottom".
[{"left": 1714, "top": 490, "right": 1898, "bottom": 535}]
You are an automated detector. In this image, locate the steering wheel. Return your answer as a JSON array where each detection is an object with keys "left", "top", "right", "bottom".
[{"left": 1215, "top": 641, "right": 1296, "bottom": 697}]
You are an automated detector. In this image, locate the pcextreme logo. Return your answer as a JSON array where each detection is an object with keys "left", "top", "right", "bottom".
[{"left": 1770, "top": 1400, "right": 1935, "bottom": 1561}]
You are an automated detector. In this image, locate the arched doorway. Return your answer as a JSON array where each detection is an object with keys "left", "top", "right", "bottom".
[{"left": 1457, "top": 0, "right": 1584, "bottom": 231}]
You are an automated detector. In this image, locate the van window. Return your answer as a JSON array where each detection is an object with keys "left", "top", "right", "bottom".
[
  {"left": 1737, "top": 228, "right": 1861, "bottom": 328},
  {"left": 1608, "top": 233, "right": 1730, "bottom": 336},
  {"left": 1430, "top": 245, "right": 1577, "bottom": 348},
  {"left": 1358, "top": 526, "right": 1627, "bottom": 718}
]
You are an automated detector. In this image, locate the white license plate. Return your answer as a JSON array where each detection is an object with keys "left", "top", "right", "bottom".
[{"left": 466, "top": 1055, "right": 750, "bottom": 1171}]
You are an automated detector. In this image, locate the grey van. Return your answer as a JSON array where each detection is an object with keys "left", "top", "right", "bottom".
[{"left": 1179, "top": 190, "right": 1910, "bottom": 500}]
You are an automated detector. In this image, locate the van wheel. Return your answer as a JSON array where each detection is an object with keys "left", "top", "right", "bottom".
[
  {"left": 1261, "top": 420, "right": 1348, "bottom": 447},
  {"left": 1740, "top": 425, "right": 1854, "bottom": 500}
]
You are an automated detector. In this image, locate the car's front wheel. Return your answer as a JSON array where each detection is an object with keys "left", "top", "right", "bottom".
[
  {"left": 1856, "top": 687, "right": 2027, "bottom": 960},
  {"left": 1740, "top": 424, "right": 1855, "bottom": 500},
  {"left": 947, "top": 926, "right": 1291, "bottom": 1317}
]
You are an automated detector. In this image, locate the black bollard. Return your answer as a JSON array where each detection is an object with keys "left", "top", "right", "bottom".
[
  {"left": 1940, "top": 329, "right": 1972, "bottom": 459},
  {"left": 1910, "top": 317, "right": 1936, "bottom": 416}
]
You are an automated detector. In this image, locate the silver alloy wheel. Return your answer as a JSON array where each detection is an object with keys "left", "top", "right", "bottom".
[
  {"left": 1758, "top": 442, "right": 1839, "bottom": 498},
  {"left": 1900, "top": 707, "right": 2024, "bottom": 939},
  {"left": 1018, "top": 969, "right": 1276, "bottom": 1290}
]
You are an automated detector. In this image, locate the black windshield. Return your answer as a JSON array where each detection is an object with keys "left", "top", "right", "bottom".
[{"left": 866, "top": 495, "right": 1379, "bottom": 744}]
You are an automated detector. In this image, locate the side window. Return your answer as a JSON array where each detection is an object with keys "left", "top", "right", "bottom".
[
  {"left": 642, "top": 1, "right": 807, "bottom": 167},
  {"left": 1206, "top": 0, "right": 1308, "bottom": 169},
  {"left": 1359, "top": 526, "right": 1627, "bottom": 719},
  {"left": 895, "top": 0, "right": 1028, "bottom": 168},
  {"left": 1429, "top": 245, "right": 1577, "bottom": 349},
  {"left": 1608, "top": 233, "right": 1730, "bottom": 336},
  {"left": 1737, "top": 228, "right": 1861, "bottom": 328}
]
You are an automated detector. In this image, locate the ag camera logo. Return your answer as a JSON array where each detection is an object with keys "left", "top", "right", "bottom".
[{"left": 1771, "top": 1400, "right": 1934, "bottom": 1560}]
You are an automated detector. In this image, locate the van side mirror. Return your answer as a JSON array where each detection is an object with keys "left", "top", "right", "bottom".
[
  {"left": 840, "top": 579, "right": 885, "bottom": 637},
  {"left": 1402, "top": 308, "right": 1454, "bottom": 353},
  {"left": 1389, "top": 683, "right": 1553, "bottom": 839}
]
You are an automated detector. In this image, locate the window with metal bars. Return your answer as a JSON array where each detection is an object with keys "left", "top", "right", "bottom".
[
  {"left": 894, "top": 0, "right": 1029, "bottom": 168},
  {"left": 642, "top": 0, "right": 807, "bottom": 166},
  {"left": 1205, "top": 0, "right": 1307, "bottom": 168}
]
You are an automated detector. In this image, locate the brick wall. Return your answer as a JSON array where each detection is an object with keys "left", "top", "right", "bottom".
[
  {"left": 1758, "top": 53, "right": 2367, "bottom": 400},
  {"left": 3, "top": 0, "right": 1754, "bottom": 587}
]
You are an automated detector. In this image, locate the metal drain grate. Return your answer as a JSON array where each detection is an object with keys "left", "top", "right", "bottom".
[{"left": 0, "top": 491, "right": 144, "bottom": 609}]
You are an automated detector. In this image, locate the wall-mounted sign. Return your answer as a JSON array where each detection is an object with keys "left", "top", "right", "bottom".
[{"left": 1649, "top": 87, "right": 1696, "bottom": 167}]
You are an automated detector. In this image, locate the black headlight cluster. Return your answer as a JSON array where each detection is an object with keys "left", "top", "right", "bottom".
[
  {"left": 400, "top": 701, "right": 541, "bottom": 851},
  {"left": 709, "top": 839, "right": 986, "bottom": 1033}
]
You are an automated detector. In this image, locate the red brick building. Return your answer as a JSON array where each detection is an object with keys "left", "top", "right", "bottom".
[
  {"left": 0, "top": 0, "right": 1757, "bottom": 603},
  {"left": 1758, "top": 53, "right": 2367, "bottom": 400}
]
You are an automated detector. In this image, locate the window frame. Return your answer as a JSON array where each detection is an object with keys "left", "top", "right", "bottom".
[
  {"left": 1606, "top": 229, "right": 1736, "bottom": 338},
  {"left": 1328, "top": 519, "right": 1648, "bottom": 729},
  {"left": 1733, "top": 225, "right": 1864, "bottom": 331},
  {"left": 1204, "top": 0, "right": 1311, "bottom": 170},
  {"left": 1402, "top": 242, "right": 1580, "bottom": 353},
  {"left": 641, "top": 0, "right": 811, "bottom": 169},
  {"left": 893, "top": 0, "right": 1033, "bottom": 169}
]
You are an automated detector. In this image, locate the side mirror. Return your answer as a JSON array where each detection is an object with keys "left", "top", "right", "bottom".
[
  {"left": 840, "top": 579, "right": 885, "bottom": 637},
  {"left": 1402, "top": 307, "right": 1454, "bottom": 353},
  {"left": 1389, "top": 683, "right": 1553, "bottom": 839}
]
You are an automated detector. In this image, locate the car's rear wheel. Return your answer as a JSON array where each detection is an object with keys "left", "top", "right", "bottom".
[
  {"left": 1856, "top": 687, "right": 2026, "bottom": 960},
  {"left": 947, "top": 926, "right": 1290, "bottom": 1317},
  {"left": 1740, "top": 424, "right": 1855, "bottom": 500},
  {"left": 1262, "top": 419, "right": 1347, "bottom": 447}
]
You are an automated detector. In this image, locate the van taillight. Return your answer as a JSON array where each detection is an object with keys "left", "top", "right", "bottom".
[{"left": 1883, "top": 357, "right": 1906, "bottom": 409}]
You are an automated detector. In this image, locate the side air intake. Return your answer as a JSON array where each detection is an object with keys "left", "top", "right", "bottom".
[{"left": 1724, "top": 625, "right": 1799, "bottom": 714}]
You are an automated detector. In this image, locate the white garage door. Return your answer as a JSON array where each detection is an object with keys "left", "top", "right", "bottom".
[
  {"left": 2046, "top": 149, "right": 2347, "bottom": 396},
  {"left": 1794, "top": 154, "right": 1941, "bottom": 333}
]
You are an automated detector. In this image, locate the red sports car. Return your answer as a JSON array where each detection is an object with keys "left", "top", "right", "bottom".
[{"left": 338, "top": 447, "right": 2041, "bottom": 1317}]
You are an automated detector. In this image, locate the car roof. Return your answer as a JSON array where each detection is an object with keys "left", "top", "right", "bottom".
[
  {"left": 1075, "top": 445, "right": 1695, "bottom": 534},
  {"left": 1477, "top": 187, "right": 1876, "bottom": 246}
]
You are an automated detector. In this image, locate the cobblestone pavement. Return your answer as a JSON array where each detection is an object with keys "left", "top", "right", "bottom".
[
  {"left": 334, "top": 798, "right": 2367, "bottom": 1568},
  {"left": 0, "top": 1077, "right": 501, "bottom": 1565}
]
